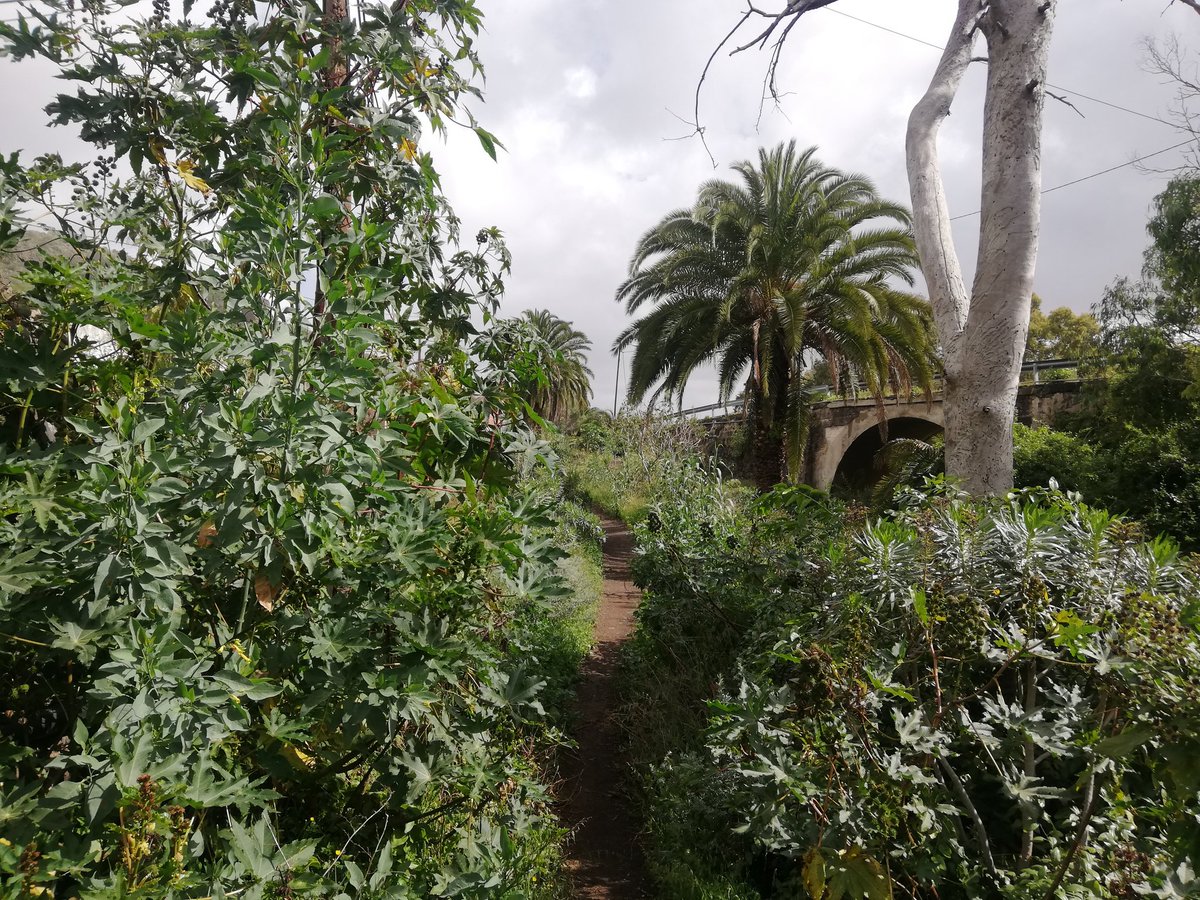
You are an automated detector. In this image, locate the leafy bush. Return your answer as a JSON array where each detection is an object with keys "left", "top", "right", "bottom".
[
  {"left": 1013, "top": 423, "right": 1100, "bottom": 495},
  {"left": 628, "top": 481, "right": 1200, "bottom": 898},
  {"left": 571, "top": 409, "right": 616, "bottom": 454},
  {"left": 519, "top": 467, "right": 605, "bottom": 717},
  {"left": 618, "top": 483, "right": 847, "bottom": 893},
  {"left": 0, "top": 1, "right": 587, "bottom": 896},
  {"left": 1095, "top": 423, "right": 1200, "bottom": 553}
]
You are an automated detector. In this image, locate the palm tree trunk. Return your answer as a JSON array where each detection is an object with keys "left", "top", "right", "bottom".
[{"left": 743, "top": 383, "right": 786, "bottom": 490}]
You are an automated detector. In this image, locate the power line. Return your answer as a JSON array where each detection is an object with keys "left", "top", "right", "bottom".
[
  {"left": 949, "top": 138, "right": 1195, "bottom": 221},
  {"left": 826, "top": 7, "right": 1178, "bottom": 130}
]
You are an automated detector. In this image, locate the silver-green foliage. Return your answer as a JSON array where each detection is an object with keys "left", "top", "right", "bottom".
[
  {"left": 703, "top": 485, "right": 1200, "bottom": 897},
  {"left": 629, "top": 481, "right": 1200, "bottom": 898}
]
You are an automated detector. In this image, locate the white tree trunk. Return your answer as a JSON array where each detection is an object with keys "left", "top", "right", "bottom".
[{"left": 906, "top": 0, "right": 1055, "bottom": 495}]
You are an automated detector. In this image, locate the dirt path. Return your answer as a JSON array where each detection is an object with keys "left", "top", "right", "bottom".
[{"left": 560, "top": 515, "right": 650, "bottom": 899}]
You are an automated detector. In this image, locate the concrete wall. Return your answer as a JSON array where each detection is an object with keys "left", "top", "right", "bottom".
[{"left": 1016, "top": 380, "right": 1085, "bottom": 427}]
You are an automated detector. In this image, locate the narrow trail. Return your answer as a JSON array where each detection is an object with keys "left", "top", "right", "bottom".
[{"left": 561, "top": 515, "right": 650, "bottom": 899}]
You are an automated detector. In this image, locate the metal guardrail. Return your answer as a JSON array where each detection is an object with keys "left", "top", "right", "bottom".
[{"left": 668, "top": 359, "right": 1082, "bottom": 420}]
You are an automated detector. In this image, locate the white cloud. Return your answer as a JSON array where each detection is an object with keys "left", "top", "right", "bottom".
[{"left": 563, "top": 66, "right": 598, "bottom": 100}]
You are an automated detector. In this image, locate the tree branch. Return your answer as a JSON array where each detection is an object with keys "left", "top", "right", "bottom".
[
  {"left": 690, "top": 0, "right": 843, "bottom": 160},
  {"left": 1046, "top": 90, "right": 1084, "bottom": 118},
  {"left": 905, "top": 0, "right": 984, "bottom": 369},
  {"left": 690, "top": 8, "right": 755, "bottom": 166},
  {"left": 936, "top": 755, "right": 998, "bottom": 880},
  {"left": 730, "top": 0, "right": 842, "bottom": 55}
]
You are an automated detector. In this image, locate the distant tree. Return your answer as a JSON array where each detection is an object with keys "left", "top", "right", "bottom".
[
  {"left": 1025, "top": 294, "right": 1100, "bottom": 361},
  {"left": 614, "top": 141, "right": 937, "bottom": 486},
  {"left": 519, "top": 309, "right": 593, "bottom": 423},
  {"left": 1059, "top": 174, "right": 1200, "bottom": 548},
  {"left": 1145, "top": 12, "right": 1200, "bottom": 172},
  {"left": 1142, "top": 175, "right": 1200, "bottom": 341}
]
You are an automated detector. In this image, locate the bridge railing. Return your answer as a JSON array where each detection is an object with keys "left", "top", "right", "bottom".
[
  {"left": 1021, "top": 357, "right": 1081, "bottom": 383},
  {"left": 667, "top": 399, "right": 744, "bottom": 421},
  {"left": 667, "top": 359, "right": 1081, "bottom": 421}
]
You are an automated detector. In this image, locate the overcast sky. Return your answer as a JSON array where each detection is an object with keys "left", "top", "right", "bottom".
[
  {"left": 4, "top": 0, "right": 1199, "bottom": 410},
  {"left": 434, "top": 0, "right": 1200, "bottom": 410}
]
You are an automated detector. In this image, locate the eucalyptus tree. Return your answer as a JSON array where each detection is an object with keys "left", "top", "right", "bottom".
[
  {"left": 709, "top": 0, "right": 1058, "bottom": 495},
  {"left": 615, "top": 141, "right": 937, "bottom": 485}
]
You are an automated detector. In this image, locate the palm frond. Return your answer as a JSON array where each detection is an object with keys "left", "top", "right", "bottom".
[{"left": 613, "top": 139, "right": 941, "bottom": 482}]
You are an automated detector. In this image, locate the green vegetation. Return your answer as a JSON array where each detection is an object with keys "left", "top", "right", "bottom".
[
  {"left": 562, "top": 413, "right": 728, "bottom": 523},
  {"left": 1006, "top": 175, "right": 1200, "bottom": 552},
  {"left": 3, "top": 0, "right": 1199, "bottom": 897},
  {"left": 609, "top": 450, "right": 1200, "bottom": 897},
  {"left": 613, "top": 141, "right": 938, "bottom": 486},
  {"left": 0, "top": 1, "right": 600, "bottom": 895},
  {"left": 559, "top": 410, "right": 1200, "bottom": 898},
  {"left": 1025, "top": 294, "right": 1100, "bottom": 362},
  {"left": 522, "top": 469, "right": 605, "bottom": 718}
]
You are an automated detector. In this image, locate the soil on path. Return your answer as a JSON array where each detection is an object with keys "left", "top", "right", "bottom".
[{"left": 560, "top": 515, "right": 650, "bottom": 899}]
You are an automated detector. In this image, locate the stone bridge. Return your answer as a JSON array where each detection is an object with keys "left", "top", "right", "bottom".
[{"left": 802, "top": 379, "right": 1085, "bottom": 490}]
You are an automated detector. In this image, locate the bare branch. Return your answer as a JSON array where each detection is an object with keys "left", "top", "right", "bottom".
[
  {"left": 1173, "top": 0, "right": 1200, "bottom": 15},
  {"left": 1046, "top": 90, "right": 1085, "bottom": 118},
  {"left": 690, "top": 8, "right": 755, "bottom": 166},
  {"left": 689, "top": 0, "right": 842, "bottom": 163},
  {"left": 729, "top": 0, "right": 840, "bottom": 54},
  {"left": 1140, "top": 33, "right": 1200, "bottom": 170}
]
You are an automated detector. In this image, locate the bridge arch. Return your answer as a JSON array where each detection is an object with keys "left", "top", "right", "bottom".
[
  {"left": 831, "top": 414, "right": 944, "bottom": 493},
  {"left": 809, "top": 402, "right": 945, "bottom": 491}
]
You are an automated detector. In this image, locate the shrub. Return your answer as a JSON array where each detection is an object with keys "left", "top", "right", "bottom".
[
  {"left": 1103, "top": 423, "right": 1200, "bottom": 552},
  {"left": 0, "top": 1, "right": 584, "bottom": 895},
  {"left": 562, "top": 413, "right": 725, "bottom": 523},
  {"left": 631, "top": 483, "right": 1200, "bottom": 898},
  {"left": 1013, "top": 423, "right": 1100, "bottom": 496}
]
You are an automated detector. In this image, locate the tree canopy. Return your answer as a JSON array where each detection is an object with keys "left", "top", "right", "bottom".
[
  {"left": 614, "top": 141, "right": 937, "bottom": 483},
  {"left": 1025, "top": 294, "right": 1100, "bottom": 361},
  {"left": 517, "top": 309, "right": 593, "bottom": 424}
]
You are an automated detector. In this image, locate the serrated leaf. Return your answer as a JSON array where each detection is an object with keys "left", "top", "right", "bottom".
[
  {"left": 174, "top": 159, "right": 211, "bottom": 194},
  {"left": 244, "top": 65, "right": 281, "bottom": 88},
  {"left": 0, "top": 548, "right": 44, "bottom": 597},
  {"left": 827, "top": 847, "right": 890, "bottom": 900},
  {"left": 240, "top": 375, "right": 275, "bottom": 410},
  {"left": 474, "top": 126, "right": 500, "bottom": 161},
  {"left": 93, "top": 552, "right": 117, "bottom": 599},
  {"left": 310, "top": 194, "right": 344, "bottom": 219},
  {"left": 322, "top": 480, "right": 356, "bottom": 516},
  {"left": 227, "top": 816, "right": 275, "bottom": 880}
]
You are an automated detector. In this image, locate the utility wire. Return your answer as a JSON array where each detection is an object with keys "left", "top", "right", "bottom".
[
  {"left": 827, "top": 7, "right": 1178, "bottom": 129},
  {"left": 949, "top": 138, "right": 1195, "bottom": 221}
]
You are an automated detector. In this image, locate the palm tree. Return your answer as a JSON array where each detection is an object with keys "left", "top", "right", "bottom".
[
  {"left": 614, "top": 141, "right": 938, "bottom": 486},
  {"left": 520, "top": 309, "right": 594, "bottom": 424}
]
